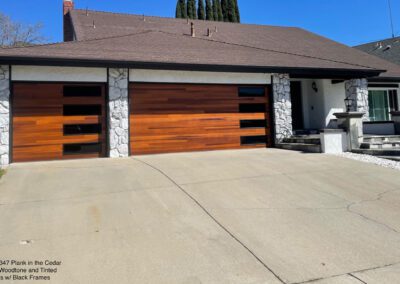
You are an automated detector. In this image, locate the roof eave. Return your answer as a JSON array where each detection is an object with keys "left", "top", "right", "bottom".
[
  {"left": 368, "top": 76, "right": 400, "bottom": 83},
  {"left": 0, "top": 56, "right": 384, "bottom": 79}
]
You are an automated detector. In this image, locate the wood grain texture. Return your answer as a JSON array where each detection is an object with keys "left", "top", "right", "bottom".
[
  {"left": 12, "top": 83, "right": 107, "bottom": 162},
  {"left": 130, "top": 83, "right": 271, "bottom": 155}
]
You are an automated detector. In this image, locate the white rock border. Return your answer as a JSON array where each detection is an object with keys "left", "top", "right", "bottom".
[{"left": 330, "top": 152, "right": 400, "bottom": 171}]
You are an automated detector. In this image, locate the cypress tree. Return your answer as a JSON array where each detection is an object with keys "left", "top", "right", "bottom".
[
  {"left": 227, "top": 0, "right": 237, "bottom": 23},
  {"left": 176, "top": 0, "right": 182, "bottom": 18},
  {"left": 193, "top": 0, "right": 198, "bottom": 19},
  {"left": 217, "top": 0, "right": 223, "bottom": 21},
  {"left": 187, "top": 0, "right": 197, "bottom": 19},
  {"left": 176, "top": 0, "right": 187, "bottom": 18},
  {"left": 186, "top": 0, "right": 192, "bottom": 19},
  {"left": 198, "top": 0, "right": 205, "bottom": 20},
  {"left": 206, "top": 0, "right": 213, "bottom": 21},
  {"left": 221, "top": 0, "right": 228, "bottom": 22},
  {"left": 234, "top": 0, "right": 240, "bottom": 22},
  {"left": 212, "top": 0, "right": 218, "bottom": 21}
]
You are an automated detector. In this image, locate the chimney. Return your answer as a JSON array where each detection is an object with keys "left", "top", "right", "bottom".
[
  {"left": 63, "top": 0, "right": 74, "bottom": 16},
  {"left": 191, "top": 22, "right": 195, "bottom": 37},
  {"left": 63, "top": 0, "right": 74, "bottom": 42}
]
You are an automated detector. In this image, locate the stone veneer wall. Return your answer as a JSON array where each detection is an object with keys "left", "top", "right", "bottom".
[
  {"left": 108, "top": 68, "right": 129, "bottom": 158},
  {"left": 272, "top": 74, "right": 293, "bottom": 143},
  {"left": 345, "top": 79, "right": 369, "bottom": 121},
  {"left": 0, "top": 66, "right": 10, "bottom": 167}
]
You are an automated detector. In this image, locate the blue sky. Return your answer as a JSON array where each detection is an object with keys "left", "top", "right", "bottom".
[{"left": 1, "top": 0, "right": 399, "bottom": 46}]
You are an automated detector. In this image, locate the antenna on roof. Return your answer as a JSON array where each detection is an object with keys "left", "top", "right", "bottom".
[
  {"left": 388, "top": 0, "right": 395, "bottom": 38},
  {"left": 92, "top": 20, "right": 96, "bottom": 29}
]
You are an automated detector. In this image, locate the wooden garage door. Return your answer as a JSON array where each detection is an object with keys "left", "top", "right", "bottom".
[
  {"left": 12, "top": 83, "right": 107, "bottom": 162},
  {"left": 130, "top": 83, "right": 271, "bottom": 155}
]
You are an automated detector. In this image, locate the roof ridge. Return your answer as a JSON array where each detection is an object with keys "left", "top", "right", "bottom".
[
  {"left": 156, "top": 30, "right": 379, "bottom": 70},
  {"left": 355, "top": 36, "right": 400, "bottom": 47},
  {"left": 72, "top": 9, "right": 298, "bottom": 30}
]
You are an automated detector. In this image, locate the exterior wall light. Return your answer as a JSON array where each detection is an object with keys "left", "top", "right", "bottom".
[{"left": 344, "top": 97, "right": 354, "bottom": 112}]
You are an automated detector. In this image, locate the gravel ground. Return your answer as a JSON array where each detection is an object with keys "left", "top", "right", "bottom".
[{"left": 330, "top": 152, "right": 400, "bottom": 171}]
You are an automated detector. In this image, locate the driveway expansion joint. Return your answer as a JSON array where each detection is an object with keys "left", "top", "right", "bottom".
[
  {"left": 292, "top": 261, "right": 400, "bottom": 284},
  {"left": 132, "top": 157, "right": 287, "bottom": 284},
  {"left": 348, "top": 273, "right": 367, "bottom": 284}
]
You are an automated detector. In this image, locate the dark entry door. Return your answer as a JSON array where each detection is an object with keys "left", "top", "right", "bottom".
[{"left": 290, "top": 81, "right": 304, "bottom": 130}]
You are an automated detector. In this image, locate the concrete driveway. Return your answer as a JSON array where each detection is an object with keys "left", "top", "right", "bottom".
[{"left": 0, "top": 149, "right": 400, "bottom": 284}]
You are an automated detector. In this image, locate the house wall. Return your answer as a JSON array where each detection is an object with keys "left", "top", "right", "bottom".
[
  {"left": 12, "top": 66, "right": 107, "bottom": 82},
  {"left": 0, "top": 65, "right": 10, "bottom": 167},
  {"left": 321, "top": 80, "right": 346, "bottom": 127},
  {"left": 129, "top": 69, "right": 272, "bottom": 84},
  {"left": 297, "top": 79, "right": 345, "bottom": 130}
]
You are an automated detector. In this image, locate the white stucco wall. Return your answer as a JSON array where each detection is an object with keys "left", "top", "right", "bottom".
[
  {"left": 299, "top": 79, "right": 345, "bottom": 130},
  {"left": 12, "top": 66, "right": 107, "bottom": 82},
  {"left": 130, "top": 69, "right": 272, "bottom": 84},
  {"left": 321, "top": 80, "right": 346, "bottom": 127}
]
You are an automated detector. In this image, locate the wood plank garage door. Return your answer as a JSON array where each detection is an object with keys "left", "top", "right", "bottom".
[
  {"left": 130, "top": 83, "right": 272, "bottom": 155},
  {"left": 12, "top": 83, "right": 107, "bottom": 162}
]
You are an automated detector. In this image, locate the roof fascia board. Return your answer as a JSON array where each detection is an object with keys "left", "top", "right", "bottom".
[{"left": 0, "top": 57, "right": 384, "bottom": 79}]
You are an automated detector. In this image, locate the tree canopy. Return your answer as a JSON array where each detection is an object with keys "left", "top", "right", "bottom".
[
  {"left": 0, "top": 12, "right": 45, "bottom": 47},
  {"left": 175, "top": 0, "right": 187, "bottom": 18},
  {"left": 176, "top": 0, "right": 240, "bottom": 23},
  {"left": 198, "top": 0, "right": 205, "bottom": 20}
]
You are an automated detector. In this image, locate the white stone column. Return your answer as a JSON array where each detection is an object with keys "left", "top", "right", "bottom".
[
  {"left": 272, "top": 74, "right": 292, "bottom": 143},
  {"left": 108, "top": 68, "right": 129, "bottom": 158},
  {"left": 345, "top": 79, "right": 369, "bottom": 121},
  {"left": 0, "top": 66, "right": 10, "bottom": 167}
]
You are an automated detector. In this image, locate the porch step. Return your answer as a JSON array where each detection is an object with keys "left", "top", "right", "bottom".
[
  {"left": 293, "top": 129, "right": 320, "bottom": 135},
  {"left": 360, "top": 141, "right": 400, "bottom": 150},
  {"left": 378, "top": 156, "right": 400, "bottom": 162},
  {"left": 282, "top": 137, "right": 321, "bottom": 145},
  {"left": 352, "top": 148, "right": 400, "bottom": 156},
  {"left": 363, "top": 135, "right": 400, "bottom": 143},
  {"left": 276, "top": 143, "right": 322, "bottom": 153}
]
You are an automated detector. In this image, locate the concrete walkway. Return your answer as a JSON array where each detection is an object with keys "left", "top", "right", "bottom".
[{"left": 0, "top": 149, "right": 399, "bottom": 283}]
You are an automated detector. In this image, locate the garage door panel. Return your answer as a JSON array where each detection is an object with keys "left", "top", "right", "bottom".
[
  {"left": 12, "top": 83, "right": 107, "bottom": 162},
  {"left": 130, "top": 83, "right": 272, "bottom": 155},
  {"left": 13, "top": 145, "right": 63, "bottom": 162},
  {"left": 131, "top": 135, "right": 241, "bottom": 155}
]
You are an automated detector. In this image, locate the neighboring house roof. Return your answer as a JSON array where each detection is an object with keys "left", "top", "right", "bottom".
[
  {"left": 355, "top": 36, "right": 400, "bottom": 66},
  {"left": 1, "top": 9, "right": 400, "bottom": 80}
]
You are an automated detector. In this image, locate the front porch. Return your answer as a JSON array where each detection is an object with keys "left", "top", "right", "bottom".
[{"left": 273, "top": 76, "right": 400, "bottom": 157}]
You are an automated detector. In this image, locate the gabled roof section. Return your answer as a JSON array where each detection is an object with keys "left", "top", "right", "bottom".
[
  {"left": 67, "top": 9, "right": 400, "bottom": 77},
  {"left": 355, "top": 36, "right": 400, "bottom": 66},
  {"left": 1, "top": 9, "right": 400, "bottom": 79}
]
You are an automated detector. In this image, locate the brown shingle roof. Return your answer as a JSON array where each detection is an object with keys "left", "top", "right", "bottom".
[{"left": 1, "top": 9, "right": 400, "bottom": 79}]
